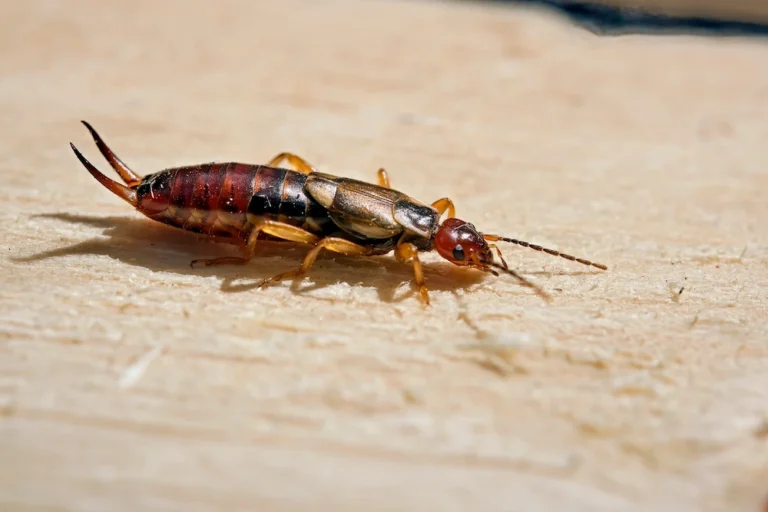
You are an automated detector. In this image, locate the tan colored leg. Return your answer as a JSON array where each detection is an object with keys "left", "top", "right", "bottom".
[
  {"left": 488, "top": 243, "right": 508, "bottom": 269},
  {"left": 395, "top": 241, "right": 430, "bottom": 305},
  {"left": 431, "top": 197, "right": 456, "bottom": 219},
  {"left": 190, "top": 219, "right": 321, "bottom": 267},
  {"left": 377, "top": 168, "right": 390, "bottom": 188},
  {"left": 266, "top": 152, "right": 317, "bottom": 174},
  {"left": 257, "top": 237, "right": 373, "bottom": 288}
]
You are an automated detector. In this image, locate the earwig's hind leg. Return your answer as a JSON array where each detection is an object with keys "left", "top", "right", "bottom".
[
  {"left": 257, "top": 237, "right": 373, "bottom": 289},
  {"left": 377, "top": 168, "right": 390, "bottom": 188},
  {"left": 266, "top": 152, "right": 317, "bottom": 174},
  {"left": 431, "top": 197, "right": 456, "bottom": 220},
  {"left": 395, "top": 241, "right": 430, "bottom": 306},
  {"left": 190, "top": 220, "right": 321, "bottom": 267},
  {"left": 244, "top": 220, "right": 321, "bottom": 254},
  {"left": 191, "top": 256, "right": 250, "bottom": 268},
  {"left": 80, "top": 121, "right": 142, "bottom": 187}
]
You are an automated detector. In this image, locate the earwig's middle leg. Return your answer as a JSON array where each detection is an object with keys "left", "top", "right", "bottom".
[
  {"left": 266, "top": 152, "right": 317, "bottom": 174},
  {"left": 190, "top": 220, "right": 321, "bottom": 267},
  {"left": 431, "top": 197, "right": 456, "bottom": 219},
  {"left": 377, "top": 168, "right": 390, "bottom": 188},
  {"left": 395, "top": 241, "right": 430, "bottom": 306},
  {"left": 257, "top": 237, "right": 373, "bottom": 289}
]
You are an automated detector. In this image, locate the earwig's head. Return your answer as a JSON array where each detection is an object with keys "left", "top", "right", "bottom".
[
  {"left": 433, "top": 217, "right": 608, "bottom": 303},
  {"left": 434, "top": 218, "right": 494, "bottom": 268}
]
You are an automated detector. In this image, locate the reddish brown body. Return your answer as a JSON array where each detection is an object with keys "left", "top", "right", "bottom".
[
  {"left": 133, "top": 163, "right": 333, "bottom": 243},
  {"left": 70, "top": 120, "right": 608, "bottom": 306}
]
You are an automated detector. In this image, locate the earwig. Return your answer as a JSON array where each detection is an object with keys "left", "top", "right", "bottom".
[{"left": 70, "top": 121, "right": 607, "bottom": 306}]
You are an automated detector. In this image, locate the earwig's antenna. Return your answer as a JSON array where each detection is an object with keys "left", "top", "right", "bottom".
[
  {"left": 484, "top": 234, "right": 607, "bottom": 271},
  {"left": 488, "top": 262, "right": 552, "bottom": 303}
]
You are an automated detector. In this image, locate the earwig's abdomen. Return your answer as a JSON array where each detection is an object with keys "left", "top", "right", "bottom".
[{"left": 135, "top": 164, "right": 332, "bottom": 240}]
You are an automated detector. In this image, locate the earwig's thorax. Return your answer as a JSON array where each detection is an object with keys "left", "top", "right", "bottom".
[{"left": 392, "top": 200, "right": 440, "bottom": 240}]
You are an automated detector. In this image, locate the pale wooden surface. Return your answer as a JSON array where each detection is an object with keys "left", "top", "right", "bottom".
[{"left": 1, "top": 1, "right": 768, "bottom": 511}]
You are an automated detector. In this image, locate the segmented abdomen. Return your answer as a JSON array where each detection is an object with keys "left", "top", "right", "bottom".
[{"left": 135, "top": 163, "right": 331, "bottom": 240}]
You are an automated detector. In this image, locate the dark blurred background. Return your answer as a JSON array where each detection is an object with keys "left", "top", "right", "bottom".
[{"left": 482, "top": 0, "right": 768, "bottom": 36}]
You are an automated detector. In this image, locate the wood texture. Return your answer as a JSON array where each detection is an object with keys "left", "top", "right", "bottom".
[{"left": 1, "top": 1, "right": 767, "bottom": 511}]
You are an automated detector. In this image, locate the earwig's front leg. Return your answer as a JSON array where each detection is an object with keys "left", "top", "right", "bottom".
[
  {"left": 488, "top": 244, "right": 508, "bottom": 269},
  {"left": 395, "top": 241, "right": 430, "bottom": 306},
  {"left": 377, "top": 168, "right": 390, "bottom": 188},
  {"left": 190, "top": 220, "right": 321, "bottom": 267},
  {"left": 431, "top": 197, "right": 456, "bottom": 219},
  {"left": 266, "top": 152, "right": 317, "bottom": 174},
  {"left": 257, "top": 237, "right": 373, "bottom": 289}
]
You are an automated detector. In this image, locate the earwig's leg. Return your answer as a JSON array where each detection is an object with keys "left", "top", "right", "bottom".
[
  {"left": 431, "top": 197, "right": 456, "bottom": 219},
  {"left": 257, "top": 237, "right": 373, "bottom": 289},
  {"left": 190, "top": 220, "right": 321, "bottom": 267},
  {"left": 266, "top": 152, "right": 317, "bottom": 174},
  {"left": 488, "top": 244, "right": 508, "bottom": 269},
  {"left": 190, "top": 256, "right": 248, "bottom": 268},
  {"left": 80, "top": 120, "right": 142, "bottom": 187},
  {"left": 377, "top": 168, "right": 390, "bottom": 188},
  {"left": 193, "top": 256, "right": 250, "bottom": 267},
  {"left": 245, "top": 220, "right": 320, "bottom": 252},
  {"left": 395, "top": 241, "right": 430, "bottom": 305}
]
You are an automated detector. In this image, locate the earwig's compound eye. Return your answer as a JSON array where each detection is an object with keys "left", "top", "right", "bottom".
[{"left": 452, "top": 245, "right": 465, "bottom": 261}]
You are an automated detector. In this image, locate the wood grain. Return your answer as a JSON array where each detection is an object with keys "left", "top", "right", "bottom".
[{"left": 1, "top": 1, "right": 767, "bottom": 511}]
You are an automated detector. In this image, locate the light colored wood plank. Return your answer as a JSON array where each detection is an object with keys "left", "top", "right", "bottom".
[{"left": 1, "top": 1, "right": 767, "bottom": 511}]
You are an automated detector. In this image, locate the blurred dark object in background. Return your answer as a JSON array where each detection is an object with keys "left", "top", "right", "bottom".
[{"left": 484, "top": 0, "right": 768, "bottom": 36}]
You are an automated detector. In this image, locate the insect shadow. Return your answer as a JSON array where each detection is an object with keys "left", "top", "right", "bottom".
[{"left": 16, "top": 212, "right": 500, "bottom": 303}]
